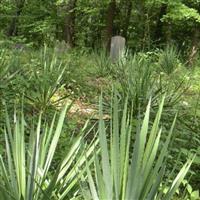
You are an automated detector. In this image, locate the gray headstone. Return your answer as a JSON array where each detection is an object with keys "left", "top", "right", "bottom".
[
  {"left": 14, "top": 43, "right": 26, "bottom": 51},
  {"left": 55, "top": 40, "right": 69, "bottom": 54},
  {"left": 110, "top": 36, "right": 125, "bottom": 62}
]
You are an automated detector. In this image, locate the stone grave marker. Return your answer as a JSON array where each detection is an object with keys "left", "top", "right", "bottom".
[
  {"left": 55, "top": 40, "right": 69, "bottom": 54},
  {"left": 110, "top": 36, "right": 125, "bottom": 62},
  {"left": 13, "top": 43, "right": 27, "bottom": 51}
]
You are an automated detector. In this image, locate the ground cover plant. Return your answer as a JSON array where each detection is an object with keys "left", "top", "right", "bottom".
[
  {"left": 0, "top": 45, "right": 199, "bottom": 200},
  {"left": 0, "top": 91, "right": 197, "bottom": 200}
]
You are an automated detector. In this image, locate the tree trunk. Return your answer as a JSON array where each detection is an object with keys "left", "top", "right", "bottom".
[
  {"left": 7, "top": 0, "right": 25, "bottom": 36},
  {"left": 63, "top": 0, "right": 77, "bottom": 48},
  {"left": 154, "top": 3, "right": 167, "bottom": 44},
  {"left": 105, "top": 0, "right": 116, "bottom": 52}
]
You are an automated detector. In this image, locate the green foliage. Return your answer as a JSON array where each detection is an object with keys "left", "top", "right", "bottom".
[
  {"left": 179, "top": 179, "right": 200, "bottom": 199},
  {"left": 0, "top": 45, "right": 199, "bottom": 200},
  {"left": 0, "top": 50, "right": 16, "bottom": 96},
  {"left": 85, "top": 93, "right": 195, "bottom": 200},
  {"left": 1, "top": 0, "right": 200, "bottom": 53},
  {"left": 116, "top": 54, "right": 155, "bottom": 112},
  {"left": 114, "top": 50, "right": 189, "bottom": 120},
  {"left": 0, "top": 105, "right": 95, "bottom": 200},
  {"left": 162, "top": 2, "right": 200, "bottom": 25},
  {"left": 22, "top": 47, "right": 68, "bottom": 112},
  {"left": 0, "top": 49, "right": 21, "bottom": 110},
  {"left": 92, "top": 50, "right": 113, "bottom": 77},
  {"left": 158, "top": 45, "right": 180, "bottom": 75}
]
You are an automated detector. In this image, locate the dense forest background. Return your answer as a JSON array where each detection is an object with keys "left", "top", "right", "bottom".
[{"left": 1, "top": 0, "right": 200, "bottom": 59}]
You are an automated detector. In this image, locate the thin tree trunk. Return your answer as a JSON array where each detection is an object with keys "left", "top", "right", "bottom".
[
  {"left": 7, "top": 0, "right": 25, "bottom": 36},
  {"left": 153, "top": 3, "right": 167, "bottom": 43},
  {"left": 105, "top": 0, "right": 116, "bottom": 52},
  {"left": 63, "top": 0, "right": 77, "bottom": 48}
]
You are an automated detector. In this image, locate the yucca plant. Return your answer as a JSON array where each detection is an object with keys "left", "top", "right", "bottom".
[
  {"left": 158, "top": 45, "right": 180, "bottom": 75},
  {"left": 115, "top": 53, "right": 189, "bottom": 126},
  {"left": 116, "top": 54, "right": 157, "bottom": 113},
  {"left": 85, "top": 94, "right": 195, "bottom": 200},
  {"left": 0, "top": 104, "right": 96, "bottom": 200},
  {"left": 24, "top": 46, "right": 68, "bottom": 112},
  {"left": 93, "top": 50, "right": 113, "bottom": 77}
]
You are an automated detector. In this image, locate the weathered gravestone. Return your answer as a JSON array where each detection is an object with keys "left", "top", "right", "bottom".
[
  {"left": 55, "top": 40, "right": 69, "bottom": 54},
  {"left": 14, "top": 43, "right": 26, "bottom": 51},
  {"left": 110, "top": 36, "right": 126, "bottom": 63}
]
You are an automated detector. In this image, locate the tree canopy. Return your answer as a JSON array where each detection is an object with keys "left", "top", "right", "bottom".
[{"left": 0, "top": 0, "right": 199, "bottom": 53}]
